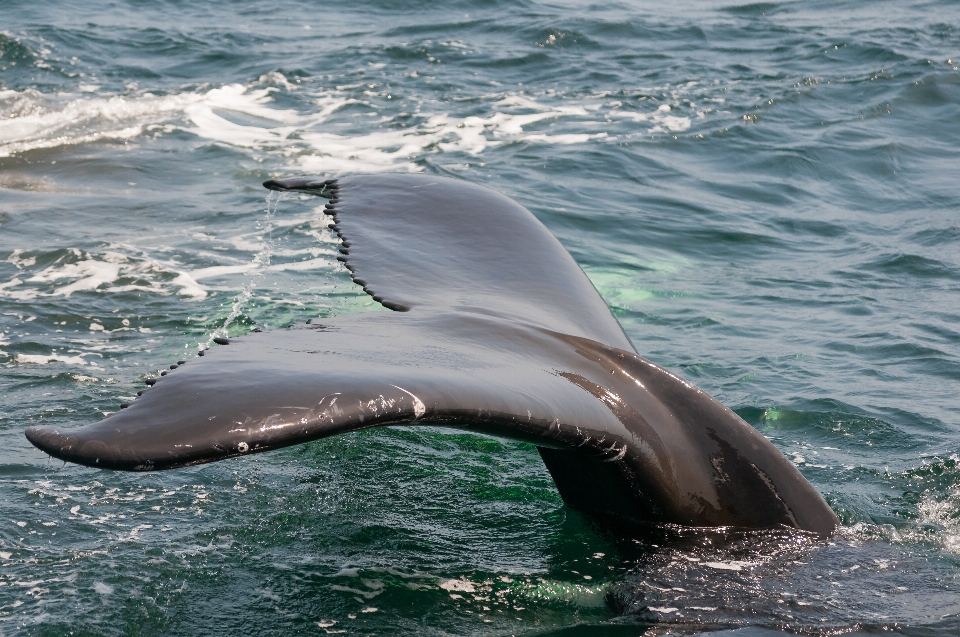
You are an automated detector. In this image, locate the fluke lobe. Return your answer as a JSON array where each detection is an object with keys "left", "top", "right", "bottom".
[{"left": 25, "top": 174, "right": 839, "bottom": 535}]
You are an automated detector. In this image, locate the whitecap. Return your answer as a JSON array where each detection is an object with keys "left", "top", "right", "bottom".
[
  {"left": 439, "top": 578, "right": 476, "bottom": 593},
  {"left": 0, "top": 246, "right": 211, "bottom": 301},
  {"left": 16, "top": 353, "right": 89, "bottom": 366},
  {"left": 1, "top": 80, "right": 637, "bottom": 173}
]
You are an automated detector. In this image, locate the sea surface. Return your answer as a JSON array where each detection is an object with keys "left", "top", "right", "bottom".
[{"left": 1, "top": 0, "right": 959, "bottom": 635}]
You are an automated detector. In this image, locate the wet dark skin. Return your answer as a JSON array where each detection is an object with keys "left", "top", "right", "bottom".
[{"left": 26, "top": 174, "right": 839, "bottom": 535}]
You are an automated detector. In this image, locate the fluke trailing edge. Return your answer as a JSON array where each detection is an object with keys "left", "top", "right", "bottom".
[{"left": 25, "top": 175, "right": 839, "bottom": 535}]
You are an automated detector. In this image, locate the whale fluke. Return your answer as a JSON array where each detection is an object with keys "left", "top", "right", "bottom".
[{"left": 25, "top": 174, "right": 839, "bottom": 535}]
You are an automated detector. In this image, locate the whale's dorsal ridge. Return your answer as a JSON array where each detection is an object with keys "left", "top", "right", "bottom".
[{"left": 25, "top": 174, "right": 839, "bottom": 535}]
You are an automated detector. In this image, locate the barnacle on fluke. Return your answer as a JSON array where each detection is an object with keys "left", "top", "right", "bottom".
[{"left": 25, "top": 175, "right": 838, "bottom": 535}]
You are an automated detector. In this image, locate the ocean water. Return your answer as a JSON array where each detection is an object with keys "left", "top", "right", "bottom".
[{"left": 1, "top": 0, "right": 959, "bottom": 634}]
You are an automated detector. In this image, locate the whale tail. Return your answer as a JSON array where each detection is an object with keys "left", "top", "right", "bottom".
[{"left": 25, "top": 175, "right": 839, "bottom": 535}]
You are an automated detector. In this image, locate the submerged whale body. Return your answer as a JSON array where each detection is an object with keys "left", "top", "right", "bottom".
[{"left": 25, "top": 175, "right": 839, "bottom": 535}]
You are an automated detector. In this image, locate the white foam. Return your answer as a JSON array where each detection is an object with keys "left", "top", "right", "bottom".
[
  {"left": 1, "top": 238, "right": 334, "bottom": 305},
  {"left": 8, "top": 251, "right": 36, "bottom": 268},
  {"left": 1, "top": 248, "right": 209, "bottom": 301},
  {"left": 0, "top": 80, "right": 307, "bottom": 159},
  {"left": 0, "top": 87, "right": 199, "bottom": 158},
  {"left": 439, "top": 578, "right": 476, "bottom": 593},
  {"left": 186, "top": 256, "right": 337, "bottom": 281},
  {"left": 183, "top": 84, "right": 300, "bottom": 148},
  {"left": 702, "top": 561, "right": 755, "bottom": 571},
  {"left": 845, "top": 461, "right": 960, "bottom": 555},
  {"left": 612, "top": 104, "right": 691, "bottom": 133},
  {"left": 918, "top": 485, "right": 960, "bottom": 554},
  {"left": 17, "top": 353, "right": 90, "bottom": 366},
  {"left": 27, "top": 252, "right": 121, "bottom": 296},
  {"left": 296, "top": 96, "right": 608, "bottom": 173},
  {"left": 0, "top": 79, "right": 693, "bottom": 171}
]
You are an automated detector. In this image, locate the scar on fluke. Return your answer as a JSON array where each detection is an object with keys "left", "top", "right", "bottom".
[{"left": 25, "top": 174, "right": 839, "bottom": 535}]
